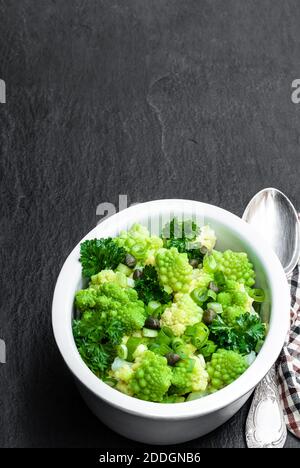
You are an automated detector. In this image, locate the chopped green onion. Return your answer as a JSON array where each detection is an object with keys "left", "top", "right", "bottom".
[
  {"left": 249, "top": 288, "right": 265, "bottom": 302},
  {"left": 171, "top": 338, "right": 184, "bottom": 353},
  {"left": 206, "top": 302, "right": 223, "bottom": 314},
  {"left": 200, "top": 340, "right": 217, "bottom": 357},
  {"left": 255, "top": 339, "right": 264, "bottom": 354},
  {"left": 203, "top": 254, "right": 217, "bottom": 272},
  {"left": 111, "top": 357, "right": 128, "bottom": 371},
  {"left": 149, "top": 343, "right": 172, "bottom": 356},
  {"left": 185, "top": 322, "right": 209, "bottom": 349},
  {"left": 186, "top": 391, "right": 208, "bottom": 401},
  {"left": 127, "top": 278, "right": 135, "bottom": 287},
  {"left": 117, "top": 344, "right": 128, "bottom": 360},
  {"left": 126, "top": 337, "right": 145, "bottom": 361},
  {"left": 116, "top": 263, "right": 132, "bottom": 276},
  {"left": 245, "top": 351, "right": 256, "bottom": 366},
  {"left": 103, "top": 378, "right": 118, "bottom": 387},
  {"left": 143, "top": 328, "right": 158, "bottom": 338},
  {"left": 190, "top": 287, "right": 208, "bottom": 305},
  {"left": 214, "top": 271, "right": 226, "bottom": 286},
  {"left": 161, "top": 326, "right": 174, "bottom": 337},
  {"left": 155, "top": 327, "right": 173, "bottom": 345},
  {"left": 146, "top": 300, "right": 162, "bottom": 317},
  {"left": 207, "top": 289, "right": 217, "bottom": 301}
]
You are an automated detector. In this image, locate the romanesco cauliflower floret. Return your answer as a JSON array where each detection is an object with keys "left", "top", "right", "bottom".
[
  {"left": 75, "top": 288, "right": 98, "bottom": 310},
  {"left": 90, "top": 269, "right": 129, "bottom": 288},
  {"left": 160, "top": 293, "right": 203, "bottom": 336},
  {"left": 203, "top": 250, "right": 255, "bottom": 287},
  {"left": 225, "top": 281, "right": 253, "bottom": 311},
  {"left": 110, "top": 358, "right": 134, "bottom": 396},
  {"left": 196, "top": 225, "right": 217, "bottom": 251},
  {"left": 133, "top": 344, "right": 148, "bottom": 359},
  {"left": 222, "top": 305, "right": 246, "bottom": 326},
  {"left": 115, "top": 224, "right": 163, "bottom": 264},
  {"left": 130, "top": 350, "right": 172, "bottom": 402},
  {"left": 217, "top": 281, "right": 253, "bottom": 313},
  {"left": 75, "top": 283, "right": 146, "bottom": 333},
  {"left": 162, "top": 395, "right": 185, "bottom": 403},
  {"left": 116, "top": 381, "right": 133, "bottom": 396},
  {"left": 155, "top": 247, "right": 193, "bottom": 293},
  {"left": 217, "top": 291, "right": 232, "bottom": 307},
  {"left": 206, "top": 349, "right": 248, "bottom": 392},
  {"left": 171, "top": 356, "right": 208, "bottom": 395},
  {"left": 233, "top": 291, "right": 252, "bottom": 309},
  {"left": 189, "top": 268, "right": 214, "bottom": 292},
  {"left": 111, "top": 359, "right": 134, "bottom": 382}
]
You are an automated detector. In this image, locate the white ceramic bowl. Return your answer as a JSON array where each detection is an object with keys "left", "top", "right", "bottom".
[{"left": 52, "top": 199, "right": 290, "bottom": 444}]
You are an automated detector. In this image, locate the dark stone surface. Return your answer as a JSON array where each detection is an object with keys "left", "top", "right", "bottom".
[{"left": 0, "top": 0, "right": 299, "bottom": 448}]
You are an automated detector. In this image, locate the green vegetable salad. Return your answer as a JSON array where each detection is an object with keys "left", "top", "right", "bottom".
[{"left": 73, "top": 219, "right": 266, "bottom": 403}]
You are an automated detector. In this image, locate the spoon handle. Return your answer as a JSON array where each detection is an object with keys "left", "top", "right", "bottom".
[{"left": 245, "top": 365, "right": 287, "bottom": 448}]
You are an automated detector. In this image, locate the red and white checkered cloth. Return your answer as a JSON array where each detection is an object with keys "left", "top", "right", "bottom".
[{"left": 277, "top": 262, "right": 300, "bottom": 438}]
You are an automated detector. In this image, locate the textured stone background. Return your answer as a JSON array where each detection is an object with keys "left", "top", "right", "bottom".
[{"left": 0, "top": 0, "right": 299, "bottom": 448}]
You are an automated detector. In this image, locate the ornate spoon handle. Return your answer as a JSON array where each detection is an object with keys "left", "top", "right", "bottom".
[{"left": 246, "top": 365, "right": 287, "bottom": 448}]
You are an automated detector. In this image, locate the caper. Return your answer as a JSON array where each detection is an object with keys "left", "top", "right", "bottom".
[
  {"left": 165, "top": 352, "right": 181, "bottom": 366},
  {"left": 203, "top": 308, "right": 217, "bottom": 325},
  {"left": 133, "top": 269, "right": 143, "bottom": 280},
  {"left": 125, "top": 253, "right": 137, "bottom": 268},
  {"left": 189, "top": 258, "right": 199, "bottom": 268},
  {"left": 144, "top": 316, "right": 161, "bottom": 330},
  {"left": 209, "top": 281, "right": 219, "bottom": 292}
]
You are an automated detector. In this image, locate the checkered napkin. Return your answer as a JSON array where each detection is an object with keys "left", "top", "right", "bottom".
[{"left": 277, "top": 261, "right": 300, "bottom": 438}]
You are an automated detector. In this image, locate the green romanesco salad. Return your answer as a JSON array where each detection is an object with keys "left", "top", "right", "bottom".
[{"left": 73, "top": 218, "right": 266, "bottom": 403}]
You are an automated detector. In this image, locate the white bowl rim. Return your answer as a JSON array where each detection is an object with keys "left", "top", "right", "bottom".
[{"left": 52, "top": 199, "right": 290, "bottom": 420}]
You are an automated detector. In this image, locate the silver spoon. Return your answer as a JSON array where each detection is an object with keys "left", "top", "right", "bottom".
[{"left": 243, "top": 188, "right": 300, "bottom": 448}]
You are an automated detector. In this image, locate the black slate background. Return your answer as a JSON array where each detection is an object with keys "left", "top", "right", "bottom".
[{"left": 0, "top": 0, "right": 299, "bottom": 448}]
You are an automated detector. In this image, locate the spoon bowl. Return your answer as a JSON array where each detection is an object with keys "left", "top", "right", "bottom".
[
  {"left": 244, "top": 187, "right": 299, "bottom": 448},
  {"left": 243, "top": 188, "right": 300, "bottom": 276}
]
